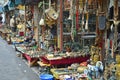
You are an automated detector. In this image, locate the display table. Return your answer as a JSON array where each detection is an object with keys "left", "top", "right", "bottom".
[
  {"left": 51, "top": 68, "right": 76, "bottom": 79},
  {"left": 40, "top": 55, "right": 90, "bottom": 66},
  {"left": 51, "top": 68, "right": 89, "bottom": 80},
  {"left": 37, "top": 61, "right": 51, "bottom": 73},
  {"left": 37, "top": 61, "right": 51, "bottom": 67},
  {"left": 15, "top": 47, "right": 39, "bottom": 66},
  {"left": 22, "top": 53, "right": 39, "bottom": 66}
]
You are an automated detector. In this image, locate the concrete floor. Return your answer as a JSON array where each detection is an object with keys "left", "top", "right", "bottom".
[{"left": 0, "top": 37, "right": 40, "bottom": 80}]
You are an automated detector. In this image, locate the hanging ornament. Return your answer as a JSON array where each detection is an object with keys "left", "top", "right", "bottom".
[{"left": 85, "top": 12, "right": 89, "bottom": 30}]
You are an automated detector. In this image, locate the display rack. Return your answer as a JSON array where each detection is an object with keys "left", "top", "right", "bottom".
[{"left": 62, "top": 0, "right": 97, "bottom": 51}]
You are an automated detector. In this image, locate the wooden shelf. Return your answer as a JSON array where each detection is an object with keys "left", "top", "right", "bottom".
[{"left": 63, "top": 32, "right": 96, "bottom": 35}]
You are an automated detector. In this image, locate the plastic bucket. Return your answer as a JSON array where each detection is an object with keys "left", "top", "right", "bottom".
[{"left": 40, "top": 74, "right": 54, "bottom": 80}]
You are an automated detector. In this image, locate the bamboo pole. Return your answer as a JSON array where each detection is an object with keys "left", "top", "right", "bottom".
[
  {"left": 112, "top": 0, "right": 118, "bottom": 58},
  {"left": 59, "top": 0, "right": 63, "bottom": 51}
]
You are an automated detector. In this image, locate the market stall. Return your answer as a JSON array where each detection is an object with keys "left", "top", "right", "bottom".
[
  {"left": 50, "top": 62, "right": 89, "bottom": 80},
  {"left": 14, "top": 45, "right": 38, "bottom": 66},
  {"left": 40, "top": 52, "right": 90, "bottom": 66},
  {"left": 15, "top": 45, "right": 47, "bottom": 66},
  {"left": 22, "top": 53, "right": 39, "bottom": 66},
  {"left": 51, "top": 69, "right": 89, "bottom": 80}
]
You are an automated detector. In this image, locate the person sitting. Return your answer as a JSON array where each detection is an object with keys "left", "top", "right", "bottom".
[
  {"left": 54, "top": 45, "right": 60, "bottom": 54},
  {"left": 24, "top": 27, "right": 34, "bottom": 43},
  {"left": 48, "top": 45, "right": 54, "bottom": 52},
  {"left": 27, "top": 39, "right": 37, "bottom": 47}
]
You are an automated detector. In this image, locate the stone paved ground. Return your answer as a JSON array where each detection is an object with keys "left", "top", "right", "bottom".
[{"left": 0, "top": 37, "right": 39, "bottom": 80}]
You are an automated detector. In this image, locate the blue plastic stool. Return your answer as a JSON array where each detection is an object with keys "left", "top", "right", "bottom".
[{"left": 40, "top": 74, "right": 54, "bottom": 80}]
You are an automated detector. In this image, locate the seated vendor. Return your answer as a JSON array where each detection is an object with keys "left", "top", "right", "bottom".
[
  {"left": 24, "top": 27, "right": 34, "bottom": 43},
  {"left": 48, "top": 45, "right": 54, "bottom": 52},
  {"left": 54, "top": 46, "right": 60, "bottom": 54},
  {"left": 27, "top": 39, "right": 37, "bottom": 47}
]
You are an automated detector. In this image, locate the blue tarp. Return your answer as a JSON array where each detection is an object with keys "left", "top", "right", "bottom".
[
  {"left": 15, "top": 0, "right": 24, "bottom": 5},
  {"left": 0, "top": 6, "right": 3, "bottom": 13}
]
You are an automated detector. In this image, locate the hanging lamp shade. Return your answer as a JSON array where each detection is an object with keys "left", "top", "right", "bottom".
[
  {"left": 44, "top": 7, "right": 58, "bottom": 26},
  {"left": 39, "top": 18, "right": 45, "bottom": 26},
  {"left": 45, "top": 7, "right": 58, "bottom": 20}
]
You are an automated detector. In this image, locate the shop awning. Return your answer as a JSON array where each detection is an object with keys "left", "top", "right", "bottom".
[{"left": 8, "top": 1, "right": 15, "bottom": 10}]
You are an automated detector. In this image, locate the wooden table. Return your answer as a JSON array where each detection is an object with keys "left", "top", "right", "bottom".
[
  {"left": 15, "top": 46, "right": 39, "bottom": 67},
  {"left": 40, "top": 55, "right": 90, "bottom": 66},
  {"left": 22, "top": 53, "right": 39, "bottom": 67}
]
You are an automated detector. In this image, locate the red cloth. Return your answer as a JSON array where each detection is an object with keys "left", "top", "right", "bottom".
[
  {"left": 22, "top": 53, "right": 38, "bottom": 62},
  {"left": 19, "top": 32, "right": 24, "bottom": 36},
  {"left": 40, "top": 56, "right": 49, "bottom": 64},
  {"left": 110, "top": 40, "right": 112, "bottom": 48},
  {"left": 41, "top": 55, "right": 90, "bottom": 66}
]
